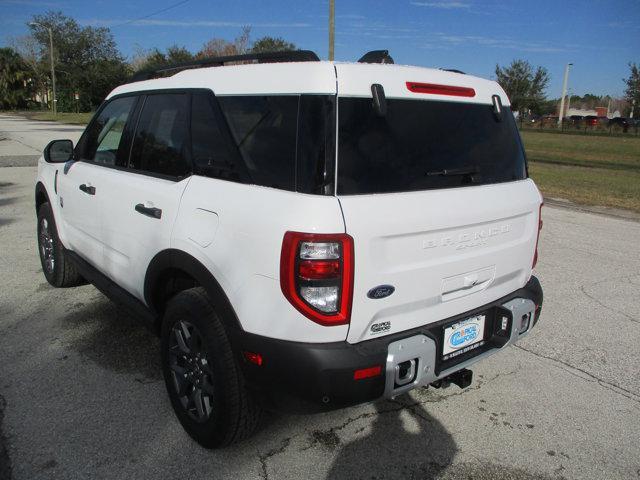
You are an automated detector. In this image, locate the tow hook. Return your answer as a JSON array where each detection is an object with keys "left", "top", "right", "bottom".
[{"left": 430, "top": 368, "right": 473, "bottom": 390}]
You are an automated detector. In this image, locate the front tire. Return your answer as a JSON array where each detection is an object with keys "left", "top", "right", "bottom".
[
  {"left": 161, "top": 287, "right": 261, "bottom": 448},
  {"left": 37, "top": 202, "right": 84, "bottom": 288}
]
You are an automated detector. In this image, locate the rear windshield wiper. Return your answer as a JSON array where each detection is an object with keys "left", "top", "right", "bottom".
[{"left": 425, "top": 166, "right": 479, "bottom": 177}]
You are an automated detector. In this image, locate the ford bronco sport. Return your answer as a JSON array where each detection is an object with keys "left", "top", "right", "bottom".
[{"left": 35, "top": 50, "right": 543, "bottom": 448}]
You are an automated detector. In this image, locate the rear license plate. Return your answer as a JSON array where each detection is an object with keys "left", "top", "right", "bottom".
[{"left": 442, "top": 314, "right": 486, "bottom": 361}]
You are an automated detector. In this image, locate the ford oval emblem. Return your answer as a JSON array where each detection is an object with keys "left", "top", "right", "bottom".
[{"left": 367, "top": 285, "right": 395, "bottom": 299}]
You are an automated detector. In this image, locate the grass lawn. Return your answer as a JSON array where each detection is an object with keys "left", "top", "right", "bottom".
[
  {"left": 17, "top": 111, "right": 94, "bottom": 125},
  {"left": 521, "top": 130, "right": 640, "bottom": 213}
]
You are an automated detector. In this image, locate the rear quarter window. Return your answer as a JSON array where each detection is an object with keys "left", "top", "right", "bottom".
[{"left": 337, "top": 97, "right": 526, "bottom": 195}]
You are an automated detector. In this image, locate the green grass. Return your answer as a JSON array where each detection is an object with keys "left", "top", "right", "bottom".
[
  {"left": 522, "top": 131, "right": 640, "bottom": 213},
  {"left": 16, "top": 111, "right": 93, "bottom": 125}
]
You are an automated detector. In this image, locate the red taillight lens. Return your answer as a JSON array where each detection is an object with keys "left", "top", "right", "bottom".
[
  {"left": 298, "top": 260, "right": 340, "bottom": 280},
  {"left": 406, "top": 81, "right": 476, "bottom": 97},
  {"left": 532, "top": 203, "right": 543, "bottom": 268},
  {"left": 280, "top": 232, "right": 354, "bottom": 326}
]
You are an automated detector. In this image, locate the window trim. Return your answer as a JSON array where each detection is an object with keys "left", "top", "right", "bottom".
[{"left": 76, "top": 88, "right": 218, "bottom": 183}]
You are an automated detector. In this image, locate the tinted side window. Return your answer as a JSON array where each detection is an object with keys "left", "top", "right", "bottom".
[
  {"left": 191, "top": 93, "right": 248, "bottom": 182},
  {"left": 80, "top": 96, "right": 136, "bottom": 166},
  {"left": 217, "top": 95, "right": 298, "bottom": 191},
  {"left": 130, "top": 93, "right": 190, "bottom": 177}
]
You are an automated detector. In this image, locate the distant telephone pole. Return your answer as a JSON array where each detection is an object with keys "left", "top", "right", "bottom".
[
  {"left": 557, "top": 62, "right": 572, "bottom": 127},
  {"left": 328, "top": 0, "right": 335, "bottom": 61}
]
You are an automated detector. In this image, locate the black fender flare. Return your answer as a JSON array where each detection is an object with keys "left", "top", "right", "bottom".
[{"left": 144, "top": 249, "right": 243, "bottom": 332}]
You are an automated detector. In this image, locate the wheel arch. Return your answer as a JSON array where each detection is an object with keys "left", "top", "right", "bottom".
[
  {"left": 144, "top": 249, "right": 243, "bottom": 332},
  {"left": 35, "top": 181, "right": 50, "bottom": 212}
]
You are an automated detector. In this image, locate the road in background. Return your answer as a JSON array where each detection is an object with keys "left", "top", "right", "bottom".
[
  {"left": 0, "top": 114, "right": 83, "bottom": 167},
  {"left": 1, "top": 116, "right": 639, "bottom": 480}
]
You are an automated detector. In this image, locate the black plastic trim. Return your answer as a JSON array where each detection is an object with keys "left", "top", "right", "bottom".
[{"left": 233, "top": 276, "right": 543, "bottom": 413}]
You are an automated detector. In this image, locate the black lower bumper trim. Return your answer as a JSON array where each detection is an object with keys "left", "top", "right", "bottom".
[{"left": 231, "top": 276, "right": 543, "bottom": 413}]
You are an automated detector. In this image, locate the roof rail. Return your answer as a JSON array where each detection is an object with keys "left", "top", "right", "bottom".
[
  {"left": 439, "top": 68, "right": 466, "bottom": 74},
  {"left": 128, "top": 49, "right": 320, "bottom": 83},
  {"left": 358, "top": 50, "right": 394, "bottom": 64}
]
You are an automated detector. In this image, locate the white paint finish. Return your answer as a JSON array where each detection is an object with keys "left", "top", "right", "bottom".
[
  {"left": 55, "top": 161, "right": 105, "bottom": 267},
  {"left": 186, "top": 208, "right": 219, "bottom": 248},
  {"left": 107, "top": 61, "right": 508, "bottom": 106},
  {"left": 108, "top": 62, "right": 338, "bottom": 98},
  {"left": 98, "top": 169, "right": 191, "bottom": 300},
  {"left": 172, "top": 175, "right": 347, "bottom": 342},
  {"left": 339, "top": 179, "right": 542, "bottom": 344},
  {"left": 335, "top": 62, "right": 510, "bottom": 105}
]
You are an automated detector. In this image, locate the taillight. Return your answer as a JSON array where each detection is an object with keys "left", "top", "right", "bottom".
[
  {"left": 280, "top": 232, "right": 354, "bottom": 326},
  {"left": 532, "top": 203, "right": 543, "bottom": 268}
]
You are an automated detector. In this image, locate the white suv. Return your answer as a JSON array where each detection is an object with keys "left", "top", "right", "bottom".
[{"left": 35, "top": 50, "right": 544, "bottom": 448}]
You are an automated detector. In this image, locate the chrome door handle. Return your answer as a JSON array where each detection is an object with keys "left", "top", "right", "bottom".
[
  {"left": 135, "top": 204, "right": 162, "bottom": 219},
  {"left": 79, "top": 184, "right": 96, "bottom": 195}
]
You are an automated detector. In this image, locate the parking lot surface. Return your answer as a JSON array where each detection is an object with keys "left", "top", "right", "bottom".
[{"left": 1, "top": 115, "right": 639, "bottom": 480}]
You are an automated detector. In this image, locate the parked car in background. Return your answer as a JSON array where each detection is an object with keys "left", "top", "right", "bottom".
[
  {"left": 584, "top": 115, "right": 599, "bottom": 127},
  {"left": 608, "top": 117, "right": 633, "bottom": 132}
]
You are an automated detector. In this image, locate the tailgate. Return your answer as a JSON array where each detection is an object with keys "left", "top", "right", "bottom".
[{"left": 340, "top": 179, "right": 542, "bottom": 343}]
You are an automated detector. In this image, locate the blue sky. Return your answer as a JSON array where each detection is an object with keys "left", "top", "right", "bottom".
[{"left": 1, "top": 0, "right": 638, "bottom": 97}]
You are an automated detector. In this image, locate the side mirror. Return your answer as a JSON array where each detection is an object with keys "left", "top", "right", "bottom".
[{"left": 44, "top": 139, "right": 74, "bottom": 163}]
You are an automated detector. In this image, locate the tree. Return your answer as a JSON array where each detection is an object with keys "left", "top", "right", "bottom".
[
  {"left": 11, "top": 35, "right": 49, "bottom": 108},
  {"left": 495, "top": 59, "right": 550, "bottom": 115},
  {"left": 0, "top": 47, "right": 33, "bottom": 109},
  {"left": 27, "top": 11, "right": 129, "bottom": 111},
  {"left": 197, "top": 26, "right": 251, "bottom": 58},
  {"left": 624, "top": 63, "right": 639, "bottom": 117},
  {"left": 251, "top": 36, "right": 296, "bottom": 53},
  {"left": 131, "top": 45, "right": 194, "bottom": 72}
]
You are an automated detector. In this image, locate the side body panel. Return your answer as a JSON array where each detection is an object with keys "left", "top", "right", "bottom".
[{"left": 172, "top": 176, "right": 347, "bottom": 343}]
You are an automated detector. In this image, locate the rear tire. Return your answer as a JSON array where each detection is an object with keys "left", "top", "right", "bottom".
[
  {"left": 37, "top": 202, "right": 85, "bottom": 288},
  {"left": 161, "top": 287, "right": 261, "bottom": 448}
]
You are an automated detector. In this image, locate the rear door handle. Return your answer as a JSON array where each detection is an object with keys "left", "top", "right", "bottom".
[
  {"left": 79, "top": 184, "right": 96, "bottom": 195},
  {"left": 135, "top": 203, "right": 162, "bottom": 219}
]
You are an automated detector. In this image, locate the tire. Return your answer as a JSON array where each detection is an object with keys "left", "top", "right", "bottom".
[
  {"left": 161, "top": 287, "right": 262, "bottom": 448},
  {"left": 37, "top": 202, "right": 85, "bottom": 288}
]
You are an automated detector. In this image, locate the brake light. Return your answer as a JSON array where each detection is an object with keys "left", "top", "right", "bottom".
[
  {"left": 532, "top": 203, "right": 543, "bottom": 268},
  {"left": 280, "top": 232, "right": 354, "bottom": 326},
  {"left": 406, "top": 81, "right": 476, "bottom": 97},
  {"left": 353, "top": 366, "right": 382, "bottom": 380}
]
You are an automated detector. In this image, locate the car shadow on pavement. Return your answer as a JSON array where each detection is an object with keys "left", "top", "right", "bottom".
[
  {"left": 59, "top": 293, "right": 162, "bottom": 381},
  {"left": 325, "top": 399, "right": 457, "bottom": 480}
]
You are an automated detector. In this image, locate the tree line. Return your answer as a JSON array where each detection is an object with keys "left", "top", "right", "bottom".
[
  {"left": 0, "top": 11, "right": 296, "bottom": 112},
  {"left": 1, "top": 11, "right": 638, "bottom": 116}
]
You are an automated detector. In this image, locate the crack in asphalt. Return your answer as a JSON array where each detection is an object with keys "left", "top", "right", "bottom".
[
  {"left": 259, "top": 437, "right": 291, "bottom": 480},
  {"left": 514, "top": 345, "right": 640, "bottom": 406},
  {"left": 579, "top": 277, "right": 639, "bottom": 325},
  {"left": 0, "top": 394, "right": 12, "bottom": 480}
]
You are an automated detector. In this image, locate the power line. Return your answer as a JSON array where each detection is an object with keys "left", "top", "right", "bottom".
[{"left": 111, "top": 0, "right": 190, "bottom": 28}]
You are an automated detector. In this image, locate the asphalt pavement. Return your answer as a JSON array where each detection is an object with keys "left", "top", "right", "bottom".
[{"left": 1, "top": 114, "right": 639, "bottom": 480}]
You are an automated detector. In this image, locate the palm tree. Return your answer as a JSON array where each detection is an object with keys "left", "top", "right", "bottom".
[{"left": 0, "top": 47, "right": 32, "bottom": 109}]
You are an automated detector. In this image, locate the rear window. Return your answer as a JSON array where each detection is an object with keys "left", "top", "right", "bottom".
[{"left": 337, "top": 97, "right": 526, "bottom": 195}]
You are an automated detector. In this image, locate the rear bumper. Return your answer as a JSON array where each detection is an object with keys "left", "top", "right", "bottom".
[{"left": 231, "top": 276, "right": 543, "bottom": 413}]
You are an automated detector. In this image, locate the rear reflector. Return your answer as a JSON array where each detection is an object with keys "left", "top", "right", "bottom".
[
  {"left": 243, "top": 351, "right": 263, "bottom": 366},
  {"left": 354, "top": 365, "right": 382, "bottom": 380},
  {"left": 406, "top": 81, "right": 476, "bottom": 97}
]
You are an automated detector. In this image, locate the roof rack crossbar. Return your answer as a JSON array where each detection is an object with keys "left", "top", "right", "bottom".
[{"left": 128, "top": 49, "right": 320, "bottom": 83}]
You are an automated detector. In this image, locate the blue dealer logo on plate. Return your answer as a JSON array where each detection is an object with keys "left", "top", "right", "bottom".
[{"left": 449, "top": 324, "right": 479, "bottom": 348}]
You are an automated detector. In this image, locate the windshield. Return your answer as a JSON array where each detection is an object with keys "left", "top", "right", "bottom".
[{"left": 337, "top": 97, "right": 527, "bottom": 195}]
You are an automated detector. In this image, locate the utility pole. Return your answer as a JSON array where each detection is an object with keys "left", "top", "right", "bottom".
[
  {"left": 30, "top": 22, "right": 56, "bottom": 116},
  {"left": 328, "top": 0, "right": 335, "bottom": 61},
  {"left": 557, "top": 62, "right": 572, "bottom": 127}
]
